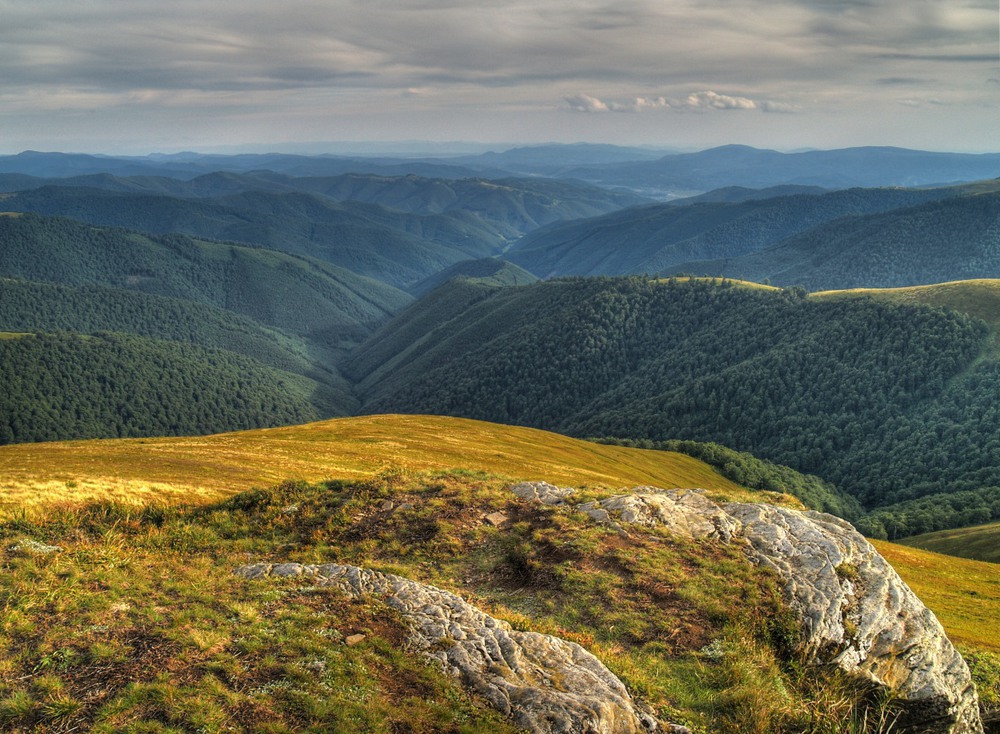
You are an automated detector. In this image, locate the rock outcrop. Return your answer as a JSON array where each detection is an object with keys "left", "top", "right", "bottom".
[
  {"left": 726, "top": 503, "right": 982, "bottom": 734},
  {"left": 236, "top": 562, "right": 663, "bottom": 734},
  {"left": 236, "top": 481, "right": 984, "bottom": 734},
  {"left": 511, "top": 481, "right": 984, "bottom": 734}
]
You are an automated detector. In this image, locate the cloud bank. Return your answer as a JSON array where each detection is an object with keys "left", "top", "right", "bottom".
[
  {"left": 0, "top": 0, "right": 995, "bottom": 151},
  {"left": 565, "top": 91, "right": 798, "bottom": 114}
]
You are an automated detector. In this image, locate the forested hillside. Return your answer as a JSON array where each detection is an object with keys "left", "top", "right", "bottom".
[
  {"left": 0, "top": 278, "right": 321, "bottom": 377},
  {"left": 671, "top": 190, "right": 1000, "bottom": 290},
  {"left": 1, "top": 174, "right": 644, "bottom": 288},
  {"left": 4, "top": 186, "right": 503, "bottom": 289},
  {"left": 0, "top": 214, "right": 408, "bottom": 442},
  {"left": 0, "top": 213, "right": 409, "bottom": 347},
  {"left": 0, "top": 332, "right": 331, "bottom": 443},
  {"left": 508, "top": 186, "right": 952, "bottom": 278},
  {"left": 406, "top": 257, "right": 538, "bottom": 297},
  {"left": 352, "top": 277, "right": 999, "bottom": 537}
]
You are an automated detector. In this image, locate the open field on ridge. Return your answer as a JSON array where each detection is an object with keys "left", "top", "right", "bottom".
[
  {"left": 0, "top": 414, "right": 757, "bottom": 515},
  {"left": 813, "top": 279, "right": 1000, "bottom": 351}
]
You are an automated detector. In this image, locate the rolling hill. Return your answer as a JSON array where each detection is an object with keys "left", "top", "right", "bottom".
[
  {"left": 672, "top": 189, "right": 1000, "bottom": 289},
  {"left": 349, "top": 276, "right": 1000, "bottom": 538},
  {"left": 0, "top": 414, "right": 755, "bottom": 515},
  {"left": 0, "top": 278, "right": 327, "bottom": 378},
  {"left": 507, "top": 185, "right": 953, "bottom": 278},
  {"left": 405, "top": 256, "right": 538, "bottom": 297},
  {"left": 0, "top": 213, "right": 410, "bottom": 348},
  {"left": 0, "top": 415, "right": 995, "bottom": 733},
  {"left": 0, "top": 332, "right": 333, "bottom": 445},
  {"left": 2, "top": 186, "right": 504, "bottom": 289},
  {"left": 1, "top": 174, "right": 645, "bottom": 287},
  {"left": 895, "top": 522, "right": 1000, "bottom": 564},
  {"left": 557, "top": 144, "right": 1000, "bottom": 195}
]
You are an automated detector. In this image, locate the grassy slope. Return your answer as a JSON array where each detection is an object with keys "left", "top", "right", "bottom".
[
  {"left": 0, "top": 414, "right": 763, "bottom": 515},
  {"left": 896, "top": 522, "right": 1000, "bottom": 564},
  {"left": 874, "top": 541, "right": 1000, "bottom": 654}
]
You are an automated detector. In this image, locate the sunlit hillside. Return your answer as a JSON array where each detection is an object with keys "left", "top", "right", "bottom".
[
  {"left": 874, "top": 541, "right": 1000, "bottom": 656},
  {"left": 0, "top": 414, "right": 760, "bottom": 515},
  {"left": 896, "top": 521, "right": 1000, "bottom": 565}
]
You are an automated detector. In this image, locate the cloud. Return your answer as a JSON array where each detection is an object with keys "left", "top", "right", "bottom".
[
  {"left": 0, "top": 0, "right": 993, "bottom": 150},
  {"left": 565, "top": 93, "right": 609, "bottom": 112},
  {"left": 684, "top": 91, "right": 758, "bottom": 110},
  {"left": 565, "top": 90, "right": 798, "bottom": 114}
]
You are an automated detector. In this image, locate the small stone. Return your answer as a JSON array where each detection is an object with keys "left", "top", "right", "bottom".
[
  {"left": 484, "top": 512, "right": 508, "bottom": 527},
  {"left": 8, "top": 539, "right": 63, "bottom": 555},
  {"left": 235, "top": 563, "right": 272, "bottom": 579},
  {"left": 396, "top": 502, "right": 415, "bottom": 511},
  {"left": 380, "top": 500, "right": 395, "bottom": 511},
  {"left": 345, "top": 633, "right": 366, "bottom": 647},
  {"left": 304, "top": 659, "right": 327, "bottom": 673},
  {"left": 280, "top": 504, "right": 299, "bottom": 515}
]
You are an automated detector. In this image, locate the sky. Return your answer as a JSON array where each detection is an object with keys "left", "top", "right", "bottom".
[{"left": 1, "top": 0, "right": 998, "bottom": 154}]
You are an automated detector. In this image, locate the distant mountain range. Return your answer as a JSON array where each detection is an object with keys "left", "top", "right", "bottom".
[
  {"left": 508, "top": 180, "right": 1000, "bottom": 290},
  {"left": 4, "top": 144, "right": 999, "bottom": 196},
  {"left": 1, "top": 174, "right": 644, "bottom": 288}
]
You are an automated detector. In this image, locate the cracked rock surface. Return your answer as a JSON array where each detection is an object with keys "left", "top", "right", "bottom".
[
  {"left": 236, "top": 562, "right": 661, "bottom": 734},
  {"left": 513, "top": 481, "right": 983, "bottom": 734},
  {"left": 726, "top": 503, "right": 983, "bottom": 734}
]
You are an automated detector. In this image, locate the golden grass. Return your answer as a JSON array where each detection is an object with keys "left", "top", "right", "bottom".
[
  {"left": 661, "top": 276, "right": 782, "bottom": 292},
  {"left": 0, "top": 332, "right": 30, "bottom": 340},
  {"left": 0, "top": 414, "right": 759, "bottom": 515},
  {"left": 874, "top": 540, "right": 1000, "bottom": 654},
  {"left": 898, "top": 521, "right": 1000, "bottom": 564}
]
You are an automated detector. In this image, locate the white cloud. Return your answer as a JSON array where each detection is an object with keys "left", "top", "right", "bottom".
[
  {"left": 685, "top": 91, "right": 758, "bottom": 111},
  {"left": 566, "top": 90, "right": 794, "bottom": 114},
  {"left": 0, "top": 0, "right": 994, "bottom": 150},
  {"left": 565, "top": 93, "right": 610, "bottom": 112}
]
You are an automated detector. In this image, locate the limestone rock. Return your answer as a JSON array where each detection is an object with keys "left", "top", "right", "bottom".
[
  {"left": 509, "top": 482, "right": 983, "bottom": 733},
  {"left": 236, "top": 562, "right": 661, "bottom": 733},
  {"left": 577, "top": 488, "right": 740, "bottom": 542},
  {"left": 485, "top": 511, "right": 509, "bottom": 527},
  {"left": 511, "top": 481, "right": 578, "bottom": 505},
  {"left": 725, "top": 503, "right": 983, "bottom": 734}
]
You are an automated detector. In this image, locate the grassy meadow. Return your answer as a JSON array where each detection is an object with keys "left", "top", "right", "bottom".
[
  {"left": 0, "top": 414, "right": 764, "bottom": 516},
  {"left": 896, "top": 521, "right": 1000, "bottom": 564},
  {"left": 1, "top": 470, "right": 900, "bottom": 734},
  {"left": 813, "top": 278, "right": 1000, "bottom": 349},
  {"left": 1, "top": 413, "right": 996, "bottom": 730}
]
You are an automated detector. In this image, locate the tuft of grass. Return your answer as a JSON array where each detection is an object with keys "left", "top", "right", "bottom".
[{"left": 0, "top": 471, "right": 886, "bottom": 734}]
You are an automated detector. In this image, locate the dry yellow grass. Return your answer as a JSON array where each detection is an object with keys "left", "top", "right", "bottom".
[
  {"left": 0, "top": 414, "right": 759, "bottom": 515},
  {"left": 661, "top": 276, "right": 782, "bottom": 291},
  {"left": 874, "top": 540, "right": 1000, "bottom": 654}
]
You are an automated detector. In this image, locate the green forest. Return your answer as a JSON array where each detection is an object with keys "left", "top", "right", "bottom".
[
  {"left": 0, "top": 332, "right": 330, "bottom": 443},
  {"left": 355, "top": 277, "right": 999, "bottom": 537}
]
